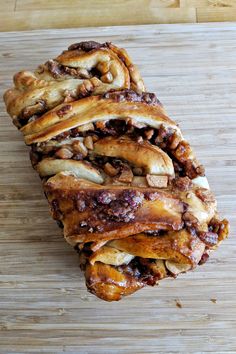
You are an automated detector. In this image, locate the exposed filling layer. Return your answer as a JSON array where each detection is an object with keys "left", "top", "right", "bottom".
[
  {"left": 31, "top": 117, "right": 204, "bottom": 183},
  {"left": 17, "top": 90, "right": 160, "bottom": 128}
]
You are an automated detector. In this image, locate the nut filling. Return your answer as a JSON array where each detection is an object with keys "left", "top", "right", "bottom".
[{"left": 31, "top": 116, "right": 204, "bottom": 182}]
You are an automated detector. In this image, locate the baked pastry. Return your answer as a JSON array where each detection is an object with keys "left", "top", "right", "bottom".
[
  {"left": 4, "top": 41, "right": 144, "bottom": 129},
  {"left": 3, "top": 41, "right": 229, "bottom": 301}
]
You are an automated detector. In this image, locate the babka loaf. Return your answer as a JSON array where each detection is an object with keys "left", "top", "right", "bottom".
[{"left": 3, "top": 41, "right": 229, "bottom": 301}]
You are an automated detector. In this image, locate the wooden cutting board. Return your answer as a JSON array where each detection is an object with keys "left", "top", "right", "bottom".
[{"left": 0, "top": 23, "right": 235, "bottom": 353}]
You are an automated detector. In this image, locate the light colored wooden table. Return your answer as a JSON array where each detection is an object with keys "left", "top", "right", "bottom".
[
  {"left": 0, "top": 23, "right": 235, "bottom": 353},
  {"left": 1, "top": 0, "right": 236, "bottom": 32}
]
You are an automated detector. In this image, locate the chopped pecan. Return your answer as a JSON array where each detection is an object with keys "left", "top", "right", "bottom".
[
  {"left": 136, "top": 136, "right": 143, "bottom": 143},
  {"left": 63, "top": 90, "right": 77, "bottom": 103},
  {"left": 133, "top": 167, "right": 143, "bottom": 176},
  {"left": 185, "top": 160, "right": 205, "bottom": 179},
  {"left": 95, "top": 121, "right": 107, "bottom": 130},
  {"left": 103, "top": 89, "right": 160, "bottom": 106},
  {"left": 184, "top": 160, "right": 198, "bottom": 179},
  {"left": 78, "top": 79, "right": 95, "bottom": 97},
  {"left": 155, "top": 125, "right": 174, "bottom": 145},
  {"left": 70, "top": 128, "right": 81, "bottom": 138},
  {"left": 132, "top": 176, "right": 148, "bottom": 187},
  {"left": 182, "top": 211, "right": 199, "bottom": 227},
  {"left": 142, "top": 92, "right": 161, "bottom": 106},
  {"left": 55, "top": 147, "right": 73, "bottom": 159},
  {"left": 45, "top": 59, "right": 64, "bottom": 78},
  {"left": 56, "top": 104, "right": 72, "bottom": 117},
  {"left": 218, "top": 219, "right": 229, "bottom": 241},
  {"left": 174, "top": 141, "right": 192, "bottom": 163},
  {"left": 173, "top": 176, "right": 193, "bottom": 191},
  {"left": 118, "top": 165, "right": 133, "bottom": 183},
  {"left": 198, "top": 231, "right": 218, "bottom": 247},
  {"left": 97, "top": 61, "right": 110, "bottom": 74},
  {"left": 100, "top": 72, "right": 113, "bottom": 83},
  {"left": 78, "top": 68, "right": 91, "bottom": 79},
  {"left": 168, "top": 132, "right": 181, "bottom": 150},
  {"left": 104, "top": 162, "right": 119, "bottom": 177},
  {"left": 125, "top": 117, "right": 146, "bottom": 129},
  {"left": 72, "top": 141, "right": 88, "bottom": 157},
  {"left": 195, "top": 164, "right": 205, "bottom": 176},
  {"left": 173, "top": 160, "right": 184, "bottom": 175},
  {"left": 146, "top": 175, "right": 168, "bottom": 188},
  {"left": 65, "top": 67, "right": 90, "bottom": 79},
  {"left": 195, "top": 188, "right": 215, "bottom": 203},
  {"left": 83, "top": 136, "right": 94, "bottom": 150},
  {"left": 22, "top": 100, "right": 45, "bottom": 119},
  {"left": 144, "top": 129, "right": 154, "bottom": 140},
  {"left": 77, "top": 123, "right": 94, "bottom": 132},
  {"left": 208, "top": 218, "right": 229, "bottom": 242},
  {"left": 138, "top": 259, "right": 167, "bottom": 285},
  {"left": 37, "top": 143, "right": 54, "bottom": 154},
  {"left": 92, "top": 135, "right": 99, "bottom": 142},
  {"left": 46, "top": 60, "right": 90, "bottom": 80}
]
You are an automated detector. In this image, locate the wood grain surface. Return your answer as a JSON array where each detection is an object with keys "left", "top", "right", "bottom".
[
  {"left": 1, "top": 0, "right": 236, "bottom": 31},
  {"left": 0, "top": 23, "right": 236, "bottom": 353}
]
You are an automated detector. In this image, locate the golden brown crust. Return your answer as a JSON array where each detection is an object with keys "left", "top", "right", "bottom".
[
  {"left": 84, "top": 262, "right": 143, "bottom": 302},
  {"left": 21, "top": 96, "right": 180, "bottom": 145},
  {"left": 109, "top": 230, "right": 205, "bottom": 266},
  {"left": 36, "top": 158, "right": 104, "bottom": 183},
  {"left": 94, "top": 136, "right": 174, "bottom": 176}
]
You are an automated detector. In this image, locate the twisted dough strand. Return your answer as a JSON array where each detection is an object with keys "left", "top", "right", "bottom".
[{"left": 4, "top": 41, "right": 144, "bottom": 126}]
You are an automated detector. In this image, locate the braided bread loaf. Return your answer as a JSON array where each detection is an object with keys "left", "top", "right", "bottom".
[{"left": 4, "top": 41, "right": 229, "bottom": 301}]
